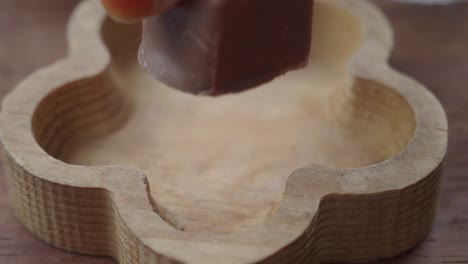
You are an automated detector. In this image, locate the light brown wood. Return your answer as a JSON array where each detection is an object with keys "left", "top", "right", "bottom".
[{"left": 0, "top": 0, "right": 447, "bottom": 263}]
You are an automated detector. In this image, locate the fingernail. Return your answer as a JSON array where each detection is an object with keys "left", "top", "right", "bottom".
[{"left": 101, "top": 0, "right": 155, "bottom": 21}]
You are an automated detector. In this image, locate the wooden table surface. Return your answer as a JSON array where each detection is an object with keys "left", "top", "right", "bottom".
[{"left": 0, "top": 0, "right": 467, "bottom": 263}]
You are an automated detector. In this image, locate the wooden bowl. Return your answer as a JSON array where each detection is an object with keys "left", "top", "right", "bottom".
[{"left": 0, "top": 0, "right": 448, "bottom": 263}]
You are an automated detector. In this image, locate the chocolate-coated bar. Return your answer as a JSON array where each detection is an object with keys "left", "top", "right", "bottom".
[{"left": 139, "top": 0, "right": 313, "bottom": 95}]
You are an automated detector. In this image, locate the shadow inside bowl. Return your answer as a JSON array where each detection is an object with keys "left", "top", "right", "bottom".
[{"left": 32, "top": 1, "right": 416, "bottom": 235}]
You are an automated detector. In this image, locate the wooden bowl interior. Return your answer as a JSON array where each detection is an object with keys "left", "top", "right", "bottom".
[{"left": 32, "top": 2, "right": 416, "bottom": 235}]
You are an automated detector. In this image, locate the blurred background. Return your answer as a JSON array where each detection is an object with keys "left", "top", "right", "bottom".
[
  {"left": 396, "top": 0, "right": 466, "bottom": 3},
  {"left": 0, "top": 0, "right": 467, "bottom": 263}
]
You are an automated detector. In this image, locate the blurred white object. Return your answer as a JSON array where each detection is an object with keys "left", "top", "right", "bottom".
[{"left": 395, "top": 0, "right": 466, "bottom": 4}]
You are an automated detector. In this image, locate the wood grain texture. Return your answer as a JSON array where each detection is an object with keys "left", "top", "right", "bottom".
[
  {"left": 0, "top": 1, "right": 113, "bottom": 263},
  {"left": 0, "top": 0, "right": 462, "bottom": 264}
]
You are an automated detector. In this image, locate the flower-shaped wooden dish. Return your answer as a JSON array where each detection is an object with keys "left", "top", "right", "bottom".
[{"left": 0, "top": 0, "right": 448, "bottom": 263}]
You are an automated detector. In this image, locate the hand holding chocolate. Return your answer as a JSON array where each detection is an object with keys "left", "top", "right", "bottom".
[{"left": 103, "top": 0, "right": 314, "bottom": 96}]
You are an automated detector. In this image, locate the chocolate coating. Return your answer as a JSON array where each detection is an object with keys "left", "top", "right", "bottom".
[{"left": 139, "top": 0, "right": 313, "bottom": 95}]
